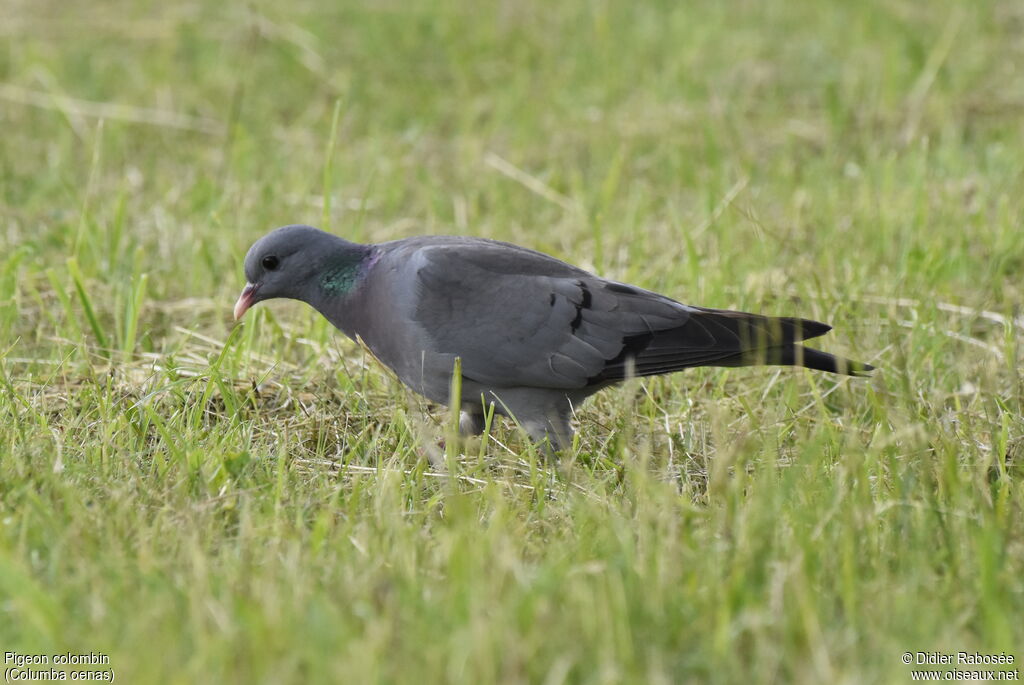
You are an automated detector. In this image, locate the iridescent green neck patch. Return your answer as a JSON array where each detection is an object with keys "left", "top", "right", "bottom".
[{"left": 320, "top": 260, "right": 362, "bottom": 295}]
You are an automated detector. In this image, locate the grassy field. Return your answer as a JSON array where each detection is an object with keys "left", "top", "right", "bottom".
[{"left": 2, "top": 0, "right": 1023, "bottom": 682}]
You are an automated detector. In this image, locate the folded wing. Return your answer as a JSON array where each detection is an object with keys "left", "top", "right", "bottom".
[{"left": 410, "top": 242, "right": 870, "bottom": 390}]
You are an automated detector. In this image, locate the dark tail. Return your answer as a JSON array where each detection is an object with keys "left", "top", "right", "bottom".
[
  {"left": 593, "top": 308, "right": 873, "bottom": 382},
  {"left": 713, "top": 343, "right": 875, "bottom": 376}
]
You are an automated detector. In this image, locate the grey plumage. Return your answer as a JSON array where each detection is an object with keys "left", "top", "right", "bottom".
[{"left": 235, "top": 224, "right": 873, "bottom": 452}]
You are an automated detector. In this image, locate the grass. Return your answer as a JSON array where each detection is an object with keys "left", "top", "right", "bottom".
[{"left": 1, "top": 0, "right": 1023, "bottom": 682}]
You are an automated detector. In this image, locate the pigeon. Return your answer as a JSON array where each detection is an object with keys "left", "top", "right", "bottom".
[{"left": 234, "top": 225, "right": 873, "bottom": 452}]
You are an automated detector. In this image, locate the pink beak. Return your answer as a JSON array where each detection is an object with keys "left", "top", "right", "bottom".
[{"left": 233, "top": 283, "right": 258, "bottom": 320}]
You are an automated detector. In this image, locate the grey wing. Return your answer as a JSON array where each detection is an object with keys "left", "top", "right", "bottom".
[
  {"left": 407, "top": 245, "right": 686, "bottom": 389},
  {"left": 408, "top": 242, "right": 846, "bottom": 389}
]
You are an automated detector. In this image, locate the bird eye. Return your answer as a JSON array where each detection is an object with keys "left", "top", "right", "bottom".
[{"left": 262, "top": 255, "right": 280, "bottom": 271}]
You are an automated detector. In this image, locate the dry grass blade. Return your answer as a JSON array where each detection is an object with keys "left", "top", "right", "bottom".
[
  {"left": 0, "top": 83, "right": 223, "bottom": 134},
  {"left": 484, "top": 151, "right": 578, "bottom": 213}
]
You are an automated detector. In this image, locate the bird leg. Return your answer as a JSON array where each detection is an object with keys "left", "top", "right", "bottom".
[
  {"left": 522, "top": 413, "right": 573, "bottom": 458},
  {"left": 458, "top": 410, "right": 486, "bottom": 436}
]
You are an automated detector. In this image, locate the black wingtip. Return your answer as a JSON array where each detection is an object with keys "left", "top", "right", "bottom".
[{"left": 800, "top": 319, "right": 833, "bottom": 340}]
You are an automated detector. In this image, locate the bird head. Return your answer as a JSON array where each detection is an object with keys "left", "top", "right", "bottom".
[{"left": 233, "top": 224, "right": 339, "bottom": 320}]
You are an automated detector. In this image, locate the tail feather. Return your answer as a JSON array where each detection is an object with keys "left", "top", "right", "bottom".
[
  {"left": 712, "top": 345, "right": 875, "bottom": 376},
  {"left": 591, "top": 308, "right": 873, "bottom": 383}
]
